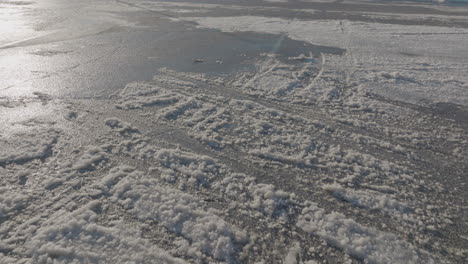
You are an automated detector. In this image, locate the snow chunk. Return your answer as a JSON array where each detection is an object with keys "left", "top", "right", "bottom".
[
  {"left": 25, "top": 202, "right": 186, "bottom": 264},
  {"left": 297, "top": 203, "right": 432, "bottom": 264},
  {"left": 249, "top": 183, "right": 295, "bottom": 219},
  {"left": 115, "top": 77, "right": 194, "bottom": 110},
  {"left": 0, "top": 97, "right": 17, "bottom": 108},
  {"left": 110, "top": 169, "right": 247, "bottom": 262},
  {"left": 284, "top": 242, "right": 301, "bottom": 264},
  {"left": 0, "top": 128, "right": 59, "bottom": 166},
  {"left": 105, "top": 118, "right": 140, "bottom": 135},
  {"left": 378, "top": 71, "right": 416, "bottom": 83},
  {"left": 323, "top": 184, "right": 412, "bottom": 216},
  {"left": 118, "top": 82, "right": 162, "bottom": 97},
  {"left": 70, "top": 146, "right": 109, "bottom": 173},
  {"left": 155, "top": 148, "right": 297, "bottom": 220},
  {"left": 155, "top": 148, "right": 220, "bottom": 186},
  {"left": 162, "top": 98, "right": 201, "bottom": 120},
  {"left": 0, "top": 188, "right": 28, "bottom": 219}
]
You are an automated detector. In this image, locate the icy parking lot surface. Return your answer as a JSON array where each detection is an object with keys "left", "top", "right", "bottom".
[{"left": 1, "top": 0, "right": 467, "bottom": 263}]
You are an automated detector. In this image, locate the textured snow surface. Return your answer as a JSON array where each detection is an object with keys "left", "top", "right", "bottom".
[
  {"left": 186, "top": 16, "right": 468, "bottom": 106},
  {"left": 23, "top": 202, "right": 187, "bottom": 264},
  {"left": 0, "top": 128, "right": 59, "bottom": 166},
  {"left": 323, "top": 184, "right": 411, "bottom": 216},
  {"left": 0, "top": 188, "right": 28, "bottom": 219},
  {"left": 1, "top": 1, "right": 467, "bottom": 264},
  {"left": 107, "top": 166, "right": 247, "bottom": 262},
  {"left": 297, "top": 203, "right": 432, "bottom": 264},
  {"left": 2, "top": 64, "right": 465, "bottom": 262}
]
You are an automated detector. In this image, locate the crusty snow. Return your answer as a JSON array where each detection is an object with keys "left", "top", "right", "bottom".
[{"left": 1, "top": 1, "right": 467, "bottom": 264}]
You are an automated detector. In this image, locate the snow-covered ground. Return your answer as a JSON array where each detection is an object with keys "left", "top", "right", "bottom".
[{"left": 1, "top": 0, "right": 467, "bottom": 263}]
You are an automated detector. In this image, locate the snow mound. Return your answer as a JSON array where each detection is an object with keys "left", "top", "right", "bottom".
[
  {"left": 297, "top": 203, "right": 433, "bottom": 264},
  {"left": 115, "top": 75, "right": 195, "bottom": 110},
  {"left": 109, "top": 167, "right": 248, "bottom": 262},
  {"left": 25, "top": 201, "right": 186, "bottom": 264},
  {"left": 0, "top": 188, "right": 28, "bottom": 219},
  {"left": 0, "top": 128, "right": 59, "bottom": 166},
  {"left": 155, "top": 148, "right": 221, "bottom": 186},
  {"left": 323, "top": 184, "right": 411, "bottom": 216},
  {"left": 105, "top": 118, "right": 140, "bottom": 135},
  {"left": 155, "top": 148, "right": 297, "bottom": 220}
]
